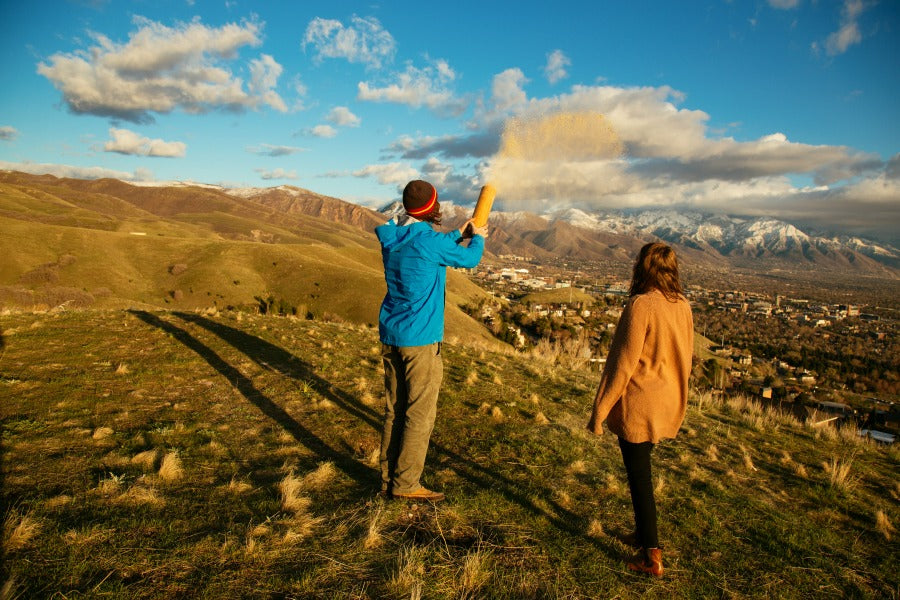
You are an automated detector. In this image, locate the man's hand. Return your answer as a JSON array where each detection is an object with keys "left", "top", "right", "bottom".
[
  {"left": 586, "top": 415, "right": 603, "bottom": 436},
  {"left": 459, "top": 218, "right": 488, "bottom": 239}
]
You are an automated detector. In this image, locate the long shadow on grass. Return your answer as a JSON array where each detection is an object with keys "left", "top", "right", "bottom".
[
  {"left": 129, "top": 310, "right": 374, "bottom": 488},
  {"left": 168, "top": 312, "right": 618, "bottom": 555}
]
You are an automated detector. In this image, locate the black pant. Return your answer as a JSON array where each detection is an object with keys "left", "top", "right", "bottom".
[{"left": 618, "top": 438, "right": 658, "bottom": 549}]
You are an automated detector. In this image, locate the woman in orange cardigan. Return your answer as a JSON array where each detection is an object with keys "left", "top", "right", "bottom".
[{"left": 588, "top": 242, "right": 694, "bottom": 577}]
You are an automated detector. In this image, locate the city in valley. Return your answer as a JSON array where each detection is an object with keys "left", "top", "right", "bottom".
[{"left": 460, "top": 254, "right": 899, "bottom": 445}]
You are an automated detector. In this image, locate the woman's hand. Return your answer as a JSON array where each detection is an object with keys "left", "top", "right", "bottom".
[{"left": 586, "top": 414, "right": 603, "bottom": 436}]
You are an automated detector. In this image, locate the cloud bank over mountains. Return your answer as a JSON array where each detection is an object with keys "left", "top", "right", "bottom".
[{"left": 7, "top": 3, "right": 896, "bottom": 244}]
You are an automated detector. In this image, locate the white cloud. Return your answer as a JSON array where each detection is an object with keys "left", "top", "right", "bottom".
[
  {"left": 309, "top": 125, "right": 337, "bottom": 138},
  {"left": 348, "top": 162, "right": 418, "bottom": 186},
  {"left": 37, "top": 17, "right": 287, "bottom": 122},
  {"left": 303, "top": 16, "right": 395, "bottom": 69},
  {"left": 255, "top": 168, "right": 298, "bottom": 180},
  {"left": 544, "top": 50, "right": 570, "bottom": 84},
  {"left": 246, "top": 144, "right": 306, "bottom": 156},
  {"left": 825, "top": 0, "right": 866, "bottom": 56},
  {"left": 326, "top": 106, "right": 361, "bottom": 127},
  {"left": 0, "top": 160, "right": 152, "bottom": 181},
  {"left": 0, "top": 126, "right": 18, "bottom": 141},
  {"left": 103, "top": 128, "right": 186, "bottom": 157},
  {"left": 358, "top": 59, "right": 467, "bottom": 116}
]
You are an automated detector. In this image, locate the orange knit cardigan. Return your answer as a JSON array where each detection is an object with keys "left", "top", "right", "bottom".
[{"left": 588, "top": 289, "right": 694, "bottom": 444}]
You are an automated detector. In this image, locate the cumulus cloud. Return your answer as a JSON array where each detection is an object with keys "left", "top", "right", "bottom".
[
  {"left": 37, "top": 16, "right": 287, "bottom": 122},
  {"left": 825, "top": 0, "right": 866, "bottom": 56},
  {"left": 418, "top": 75, "right": 893, "bottom": 240},
  {"left": 255, "top": 167, "right": 297, "bottom": 180},
  {"left": 306, "top": 125, "right": 337, "bottom": 138},
  {"left": 103, "top": 128, "right": 186, "bottom": 157},
  {"left": 246, "top": 143, "right": 306, "bottom": 156},
  {"left": 325, "top": 106, "right": 361, "bottom": 127},
  {"left": 544, "top": 50, "right": 570, "bottom": 84},
  {"left": 0, "top": 160, "right": 152, "bottom": 181},
  {"left": 303, "top": 16, "right": 395, "bottom": 69},
  {"left": 0, "top": 126, "right": 18, "bottom": 141},
  {"left": 358, "top": 59, "right": 467, "bottom": 116}
]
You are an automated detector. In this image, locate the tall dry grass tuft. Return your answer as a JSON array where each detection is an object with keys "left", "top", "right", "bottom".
[
  {"left": 131, "top": 449, "right": 160, "bottom": 471},
  {"left": 228, "top": 476, "right": 253, "bottom": 494},
  {"left": 389, "top": 544, "right": 427, "bottom": 598},
  {"left": 705, "top": 444, "right": 719, "bottom": 463},
  {"left": 823, "top": 456, "right": 854, "bottom": 491},
  {"left": 92, "top": 426, "right": 114, "bottom": 440},
  {"left": 158, "top": 451, "right": 183, "bottom": 482},
  {"left": 740, "top": 445, "right": 757, "bottom": 472},
  {"left": 302, "top": 461, "right": 336, "bottom": 491},
  {"left": 490, "top": 406, "right": 504, "bottom": 422},
  {"left": 279, "top": 472, "right": 311, "bottom": 513},
  {"left": 3, "top": 510, "right": 40, "bottom": 552},
  {"left": 587, "top": 519, "right": 605, "bottom": 538},
  {"left": 364, "top": 506, "right": 384, "bottom": 549},
  {"left": 465, "top": 370, "right": 479, "bottom": 385},
  {"left": 457, "top": 545, "right": 492, "bottom": 598},
  {"left": 533, "top": 411, "right": 550, "bottom": 425},
  {"left": 875, "top": 510, "right": 895, "bottom": 541}
]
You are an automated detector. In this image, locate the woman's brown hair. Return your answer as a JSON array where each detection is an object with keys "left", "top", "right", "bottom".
[{"left": 629, "top": 242, "right": 683, "bottom": 301}]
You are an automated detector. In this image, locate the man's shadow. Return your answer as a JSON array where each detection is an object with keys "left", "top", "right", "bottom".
[
  {"left": 129, "top": 310, "right": 374, "bottom": 487},
  {"left": 131, "top": 310, "right": 620, "bottom": 552}
]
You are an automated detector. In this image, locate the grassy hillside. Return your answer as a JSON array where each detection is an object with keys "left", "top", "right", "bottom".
[
  {"left": 0, "top": 172, "right": 500, "bottom": 346},
  {"left": 2, "top": 310, "right": 897, "bottom": 598}
]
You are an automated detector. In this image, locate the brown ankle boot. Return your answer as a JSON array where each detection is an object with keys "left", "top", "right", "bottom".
[{"left": 627, "top": 547, "right": 663, "bottom": 577}]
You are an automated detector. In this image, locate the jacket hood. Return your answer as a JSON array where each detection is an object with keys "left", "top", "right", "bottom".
[{"left": 375, "top": 218, "right": 430, "bottom": 252}]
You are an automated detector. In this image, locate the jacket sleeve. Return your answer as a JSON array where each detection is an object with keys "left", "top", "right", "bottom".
[
  {"left": 590, "top": 296, "right": 650, "bottom": 425},
  {"left": 420, "top": 231, "right": 484, "bottom": 269}
]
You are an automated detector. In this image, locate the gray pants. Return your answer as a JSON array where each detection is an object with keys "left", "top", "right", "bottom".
[{"left": 380, "top": 343, "right": 443, "bottom": 495}]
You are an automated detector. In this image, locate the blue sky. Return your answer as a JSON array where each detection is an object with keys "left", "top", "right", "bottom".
[{"left": 1, "top": 0, "right": 898, "bottom": 241}]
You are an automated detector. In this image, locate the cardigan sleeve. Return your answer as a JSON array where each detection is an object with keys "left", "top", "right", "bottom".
[{"left": 589, "top": 295, "right": 650, "bottom": 430}]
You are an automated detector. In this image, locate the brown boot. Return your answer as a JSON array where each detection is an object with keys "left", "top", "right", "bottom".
[{"left": 627, "top": 547, "right": 663, "bottom": 577}]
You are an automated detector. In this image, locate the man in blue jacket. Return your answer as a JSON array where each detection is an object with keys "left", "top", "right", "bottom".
[{"left": 376, "top": 179, "right": 487, "bottom": 502}]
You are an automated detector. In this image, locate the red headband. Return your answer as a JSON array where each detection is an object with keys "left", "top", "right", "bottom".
[{"left": 406, "top": 185, "right": 437, "bottom": 216}]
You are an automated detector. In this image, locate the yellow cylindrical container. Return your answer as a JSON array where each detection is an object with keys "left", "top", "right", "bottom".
[{"left": 472, "top": 184, "right": 496, "bottom": 228}]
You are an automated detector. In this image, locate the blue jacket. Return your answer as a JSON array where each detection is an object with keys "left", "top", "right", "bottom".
[{"left": 376, "top": 218, "right": 484, "bottom": 346}]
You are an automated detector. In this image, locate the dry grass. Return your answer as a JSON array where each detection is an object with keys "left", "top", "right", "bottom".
[
  {"left": 131, "top": 449, "right": 160, "bottom": 470},
  {"left": 465, "top": 370, "right": 479, "bottom": 385},
  {"left": 3, "top": 510, "right": 40, "bottom": 552},
  {"left": 92, "top": 426, "right": 114, "bottom": 440},
  {"left": 875, "top": 510, "right": 895, "bottom": 541},
  {"left": 158, "top": 451, "right": 183, "bottom": 482},
  {"left": 587, "top": 519, "right": 605, "bottom": 538},
  {"left": 458, "top": 545, "right": 492, "bottom": 597},
  {"left": 115, "top": 485, "right": 163, "bottom": 507},
  {"left": 490, "top": 406, "right": 504, "bottom": 422},
  {"left": 115, "top": 362, "right": 129, "bottom": 375},
  {"left": 533, "top": 411, "right": 550, "bottom": 425},
  {"left": 279, "top": 472, "right": 312, "bottom": 513},
  {"left": 823, "top": 456, "right": 855, "bottom": 491},
  {"left": 228, "top": 477, "right": 253, "bottom": 494},
  {"left": 706, "top": 444, "right": 720, "bottom": 462},
  {"left": 363, "top": 507, "right": 384, "bottom": 549},
  {"left": 389, "top": 545, "right": 427, "bottom": 598},
  {"left": 301, "top": 461, "right": 336, "bottom": 490}
]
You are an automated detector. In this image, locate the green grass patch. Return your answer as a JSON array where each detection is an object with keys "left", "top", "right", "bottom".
[{"left": 1, "top": 310, "right": 897, "bottom": 598}]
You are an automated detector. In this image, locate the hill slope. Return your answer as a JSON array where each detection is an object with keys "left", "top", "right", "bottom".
[
  {"left": 0, "top": 171, "right": 498, "bottom": 346},
  {"left": 2, "top": 309, "right": 897, "bottom": 598}
]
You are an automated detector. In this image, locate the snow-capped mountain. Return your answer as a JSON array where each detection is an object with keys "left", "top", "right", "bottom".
[{"left": 539, "top": 207, "right": 900, "bottom": 269}]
